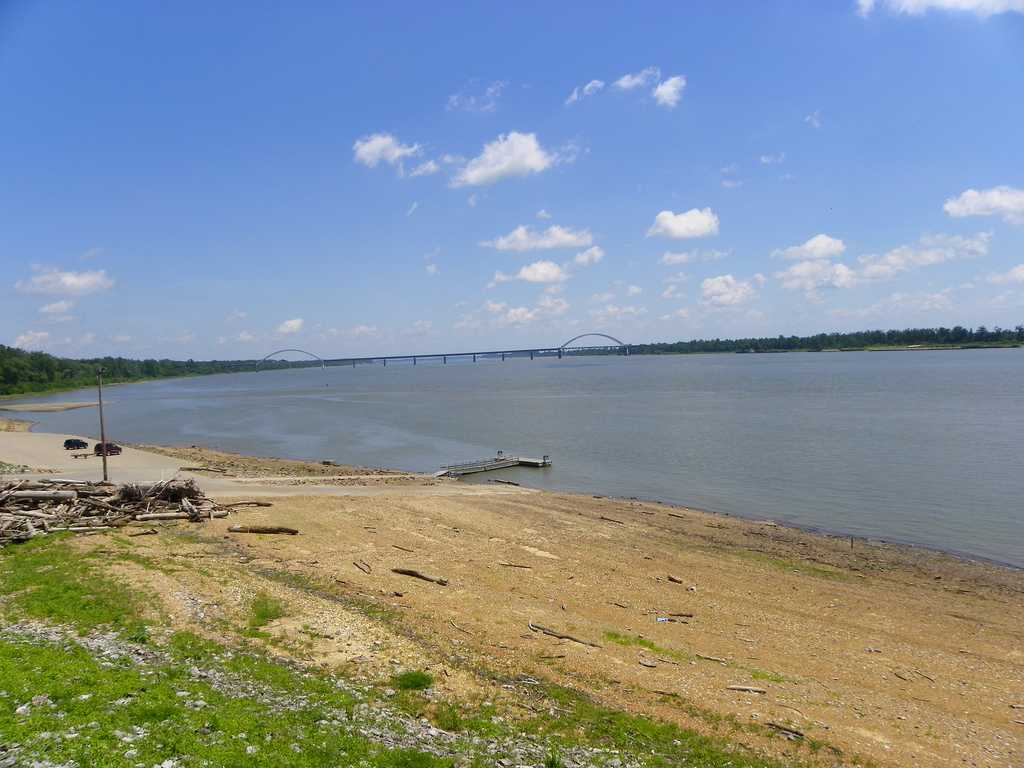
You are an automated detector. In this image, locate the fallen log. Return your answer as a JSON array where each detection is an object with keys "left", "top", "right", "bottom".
[
  {"left": 527, "top": 622, "right": 601, "bottom": 648},
  {"left": 127, "top": 528, "right": 158, "bottom": 537},
  {"left": 391, "top": 568, "right": 448, "bottom": 586},
  {"left": 726, "top": 685, "right": 767, "bottom": 694},
  {"left": 766, "top": 722, "right": 804, "bottom": 739},
  {"left": 227, "top": 525, "right": 298, "bottom": 535},
  {"left": 223, "top": 501, "right": 273, "bottom": 508},
  {"left": 9, "top": 490, "right": 77, "bottom": 501}
]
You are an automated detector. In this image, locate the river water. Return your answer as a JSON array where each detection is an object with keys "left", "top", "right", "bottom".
[{"left": 10, "top": 350, "right": 1024, "bottom": 567}]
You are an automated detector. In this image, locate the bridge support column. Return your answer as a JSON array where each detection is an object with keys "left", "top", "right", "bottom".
[
  {"left": 558, "top": 349, "right": 562, "bottom": 359},
  {"left": 472, "top": 353, "right": 476, "bottom": 363},
  {"left": 383, "top": 358, "right": 386, "bottom": 367},
  {"left": 530, "top": 350, "right": 534, "bottom": 360},
  {"left": 501, "top": 352, "right": 505, "bottom": 361},
  {"left": 352, "top": 359, "right": 356, "bottom": 367},
  {"left": 413, "top": 356, "right": 417, "bottom": 366},
  {"left": 443, "top": 356, "right": 447, "bottom": 364}
]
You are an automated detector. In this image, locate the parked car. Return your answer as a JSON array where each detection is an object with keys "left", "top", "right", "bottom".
[
  {"left": 63, "top": 438, "right": 88, "bottom": 450},
  {"left": 94, "top": 442, "right": 122, "bottom": 456}
]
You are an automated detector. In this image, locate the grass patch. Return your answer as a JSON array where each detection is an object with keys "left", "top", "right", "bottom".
[
  {"left": 734, "top": 550, "right": 849, "bottom": 581},
  {"left": 430, "top": 702, "right": 464, "bottom": 732},
  {"left": 750, "top": 668, "right": 787, "bottom": 684},
  {"left": 603, "top": 630, "right": 690, "bottom": 662},
  {"left": 392, "top": 670, "right": 434, "bottom": 691},
  {"left": 247, "top": 591, "right": 285, "bottom": 629},
  {"left": 0, "top": 535, "right": 147, "bottom": 634}
]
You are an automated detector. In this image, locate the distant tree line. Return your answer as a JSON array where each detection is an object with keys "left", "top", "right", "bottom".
[
  {"left": 624, "top": 325, "right": 1024, "bottom": 356},
  {"left": 0, "top": 345, "right": 292, "bottom": 397},
  {"left": 3, "top": 324, "right": 1021, "bottom": 396}
]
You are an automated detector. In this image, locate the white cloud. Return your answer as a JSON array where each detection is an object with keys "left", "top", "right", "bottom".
[
  {"left": 481, "top": 224, "right": 592, "bottom": 251},
  {"left": 537, "top": 294, "right": 570, "bottom": 316},
  {"left": 467, "top": 194, "right": 478, "bottom": 208},
  {"left": 574, "top": 246, "right": 604, "bottom": 266},
  {"left": 447, "top": 80, "right": 507, "bottom": 113},
  {"left": 40, "top": 300, "right": 74, "bottom": 315},
  {"left": 647, "top": 208, "right": 720, "bottom": 239},
  {"left": 81, "top": 332, "right": 98, "bottom": 344},
  {"left": 614, "top": 66, "right": 661, "bottom": 91},
  {"left": 16, "top": 268, "right": 114, "bottom": 296},
  {"left": 409, "top": 160, "right": 440, "bottom": 177},
  {"left": 226, "top": 309, "right": 248, "bottom": 322},
  {"left": 590, "top": 304, "right": 647, "bottom": 323},
  {"left": 660, "top": 249, "right": 727, "bottom": 265},
  {"left": 352, "top": 133, "right": 421, "bottom": 174},
  {"left": 774, "top": 233, "right": 847, "bottom": 260},
  {"left": 857, "top": 232, "right": 990, "bottom": 280},
  {"left": 451, "top": 132, "right": 555, "bottom": 187},
  {"left": 700, "top": 274, "right": 757, "bottom": 307},
  {"left": 351, "top": 324, "right": 380, "bottom": 338},
  {"left": 536, "top": 209, "right": 552, "bottom": 220},
  {"left": 652, "top": 75, "right": 686, "bottom": 108},
  {"left": 13, "top": 330, "right": 50, "bottom": 349},
  {"left": 174, "top": 331, "right": 195, "bottom": 345},
  {"left": 804, "top": 110, "right": 822, "bottom": 129},
  {"left": 491, "top": 260, "right": 569, "bottom": 286},
  {"left": 858, "top": 0, "right": 1024, "bottom": 16},
  {"left": 111, "top": 334, "right": 132, "bottom": 344},
  {"left": 834, "top": 290, "right": 954, "bottom": 318},
  {"left": 237, "top": 331, "right": 256, "bottom": 342},
  {"left": 565, "top": 79, "right": 605, "bottom": 105},
  {"left": 659, "top": 308, "right": 691, "bottom": 321},
  {"left": 776, "top": 260, "right": 858, "bottom": 297},
  {"left": 943, "top": 186, "right": 1024, "bottom": 224},
  {"left": 276, "top": 318, "right": 304, "bottom": 335},
  {"left": 406, "top": 201, "right": 419, "bottom": 217},
  {"left": 760, "top": 152, "right": 785, "bottom": 165},
  {"left": 662, "top": 284, "right": 682, "bottom": 299},
  {"left": 987, "top": 264, "right": 1024, "bottom": 284},
  {"left": 425, "top": 263, "right": 439, "bottom": 276},
  {"left": 590, "top": 291, "right": 615, "bottom": 303},
  {"left": 626, "top": 285, "right": 643, "bottom": 297},
  {"left": 721, "top": 179, "right": 743, "bottom": 189}
]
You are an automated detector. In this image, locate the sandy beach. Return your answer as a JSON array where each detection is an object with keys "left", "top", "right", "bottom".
[{"left": 0, "top": 427, "right": 1021, "bottom": 767}]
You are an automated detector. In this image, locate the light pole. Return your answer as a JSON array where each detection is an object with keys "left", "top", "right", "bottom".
[{"left": 96, "top": 367, "right": 108, "bottom": 482}]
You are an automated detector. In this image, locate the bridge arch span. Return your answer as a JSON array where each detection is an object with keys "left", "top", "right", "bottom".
[
  {"left": 559, "top": 332, "right": 627, "bottom": 350},
  {"left": 256, "top": 348, "right": 326, "bottom": 369}
]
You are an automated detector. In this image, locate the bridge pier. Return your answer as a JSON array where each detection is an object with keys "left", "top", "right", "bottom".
[
  {"left": 383, "top": 358, "right": 386, "bottom": 367},
  {"left": 501, "top": 352, "right": 505, "bottom": 361},
  {"left": 472, "top": 353, "right": 476, "bottom": 363},
  {"left": 558, "top": 349, "right": 562, "bottom": 359},
  {"left": 413, "top": 356, "right": 417, "bottom": 366},
  {"left": 529, "top": 350, "right": 534, "bottom": 360},
  {"left": 443, "top": 355, "right": 447, "bottom": 364}
]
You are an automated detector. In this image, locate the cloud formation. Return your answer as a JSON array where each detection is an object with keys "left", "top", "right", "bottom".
[
  {"left": 944, "top": 185, "right": 1024, "bottom": 224},
  {"left": 13, "top": 330, "right": 50, "bottom": 349},
  {"left": 701, "top": 274, "right": 758, "bottom": 307},
  {"left": 988, "top": 264, "right": 1024, "bottom": 284},
  {"left": 276, "top": 318, "right": 304, "bottom": 335},
  {"left": 452, "top": 132, "right": 555, "bottom": 187},
  {"left": 614, "top": 66, "right": 661, "bottom": 90},
  {"left": 573, "top": 246, "right": 604, "bottom": 266},
  {"left": 774, "top": 234, "right": 846, "bottom": 260},
  {"left": 481, "top": 224, "right": 592, "bottom": 251},
  {"left": 490, "top": 260, "right": 570, "bottom": 286},
  {"left": 16, "top": 268, "right": 114, "bottom": 296},
  {"left": 647, "top": 208, "right": 720, "bottom": 239},
  {"left": 652, "top": 76, "right": 686, "bottom": 108},
  {"left": 352, "top": 133, "right": 420, "bottom": 173},
  {"left": 565, "top": 79, "right": 605, "bottom": 105},
  {"left": 858, "top": 0, "right": 1024, "bottom": 16}
]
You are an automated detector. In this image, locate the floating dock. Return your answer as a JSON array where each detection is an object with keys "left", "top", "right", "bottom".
[{"left": 435, "top": 451, "right": 551, "bottom": 478}]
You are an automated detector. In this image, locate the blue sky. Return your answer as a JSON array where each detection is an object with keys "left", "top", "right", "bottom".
[{"left": 3, "top": 0, "right": 1023, "bottom": 359}]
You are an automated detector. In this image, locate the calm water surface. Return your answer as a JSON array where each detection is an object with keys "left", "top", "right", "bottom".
[{"left": 13, "top": 350, "right": 1024, "bottom": 567}]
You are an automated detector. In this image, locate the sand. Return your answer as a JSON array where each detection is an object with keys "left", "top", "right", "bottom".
[
  {"left": 2, "top": 430, "right": 1021, "bottom": 766},
  {"left": 0, "top": 401, "right": 97, "bottom": 412}
]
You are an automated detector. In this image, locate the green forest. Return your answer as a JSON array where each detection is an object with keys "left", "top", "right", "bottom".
[
  {"left": 0, "top": 345, "right": 291, "bottom": 397},
  {"left": 2, "top": 324, "right": 1021, "bottom": 397}
]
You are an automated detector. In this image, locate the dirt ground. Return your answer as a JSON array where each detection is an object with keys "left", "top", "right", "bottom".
[
  {"left": 92, "top": 456, "right": 1023, "bottom": 768},
  {"left": 0, "top": 417, "right": 32, "bottom": 433}
]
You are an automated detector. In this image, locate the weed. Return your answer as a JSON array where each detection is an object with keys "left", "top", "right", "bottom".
[
  {"left": 431, "top": 702, "right": 464, "bottom": 732},
  {"left": 392, "top": 670, "right": 434, "bottom": 691},
  {"left": 247, "top": 591, "right": 285, "bottom": 629}
]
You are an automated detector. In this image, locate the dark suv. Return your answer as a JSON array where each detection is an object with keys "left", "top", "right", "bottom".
[
  {"left": 63, "top": 438, "right": 88, "bottom": 450},
  {"left": 94, "top": 442, "right": 122, "bottom": 456}
]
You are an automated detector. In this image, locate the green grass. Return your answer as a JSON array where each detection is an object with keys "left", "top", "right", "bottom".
[
  {"left": 750, "top": 668, "right": 787, "bottom": 684},
  {"left": 0, "top": 536, "right": 820, "bottom": 768},
  {"left": 392, "top": 670, "right": 434, "bottom": 691},
  {"left": 603, "top": 630, "right": 691, "bottom": 662},
  {"left": 733, "top": 550, "right": 850, "bottom": 581},
  {"left": 247, "top": 591, "right": 286, "bottom": 629}
]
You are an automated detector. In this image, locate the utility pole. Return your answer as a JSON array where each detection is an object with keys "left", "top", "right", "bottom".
[{"left": 96, "top": 367, "right": 109, "bottom": 482}]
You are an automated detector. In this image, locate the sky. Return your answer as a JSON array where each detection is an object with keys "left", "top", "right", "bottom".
[{"left": 2, "top": 0, "right": 1023, "bottom": 360}]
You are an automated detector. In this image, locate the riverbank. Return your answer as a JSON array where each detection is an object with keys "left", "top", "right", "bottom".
[{"left": 1, "top": 429, "right": 1021, "bottom": 767}]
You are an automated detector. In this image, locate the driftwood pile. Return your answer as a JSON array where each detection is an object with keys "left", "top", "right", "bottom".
[{"left": 0, "top": 477, "right": 229, "bottom": 545}]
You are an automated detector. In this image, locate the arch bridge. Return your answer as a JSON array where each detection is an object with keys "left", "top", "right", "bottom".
[{"left": 249, "top": 332, "right": 628, "bottom": 371}]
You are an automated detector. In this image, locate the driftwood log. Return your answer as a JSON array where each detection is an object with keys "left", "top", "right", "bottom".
[
  {"left": 527, "top": 622, "right": 602, "bottom": 648},
  {"left": 391, "top": 568, "right": 448, "bottom": 586},
  {"left": 227, "top": 525, "right": 298, "bottom": 535}
]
